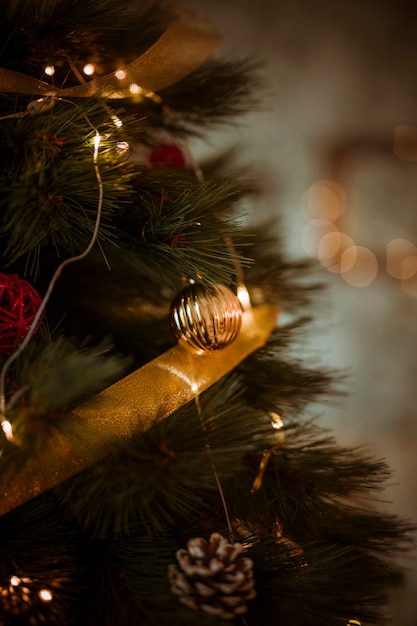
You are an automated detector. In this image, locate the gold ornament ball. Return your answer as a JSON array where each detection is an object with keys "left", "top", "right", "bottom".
[{"left": 169, "top": 283, "right": 243, "bottom": 354}]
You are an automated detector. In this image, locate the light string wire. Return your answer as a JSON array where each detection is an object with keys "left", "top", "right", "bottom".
[
  {"left": 194, "top": 395, "right": 234, "bottom": 544},
  {"left": 250, "top": 442, "right": 282, "bottom": 494},
  {"left": 0, "top": 57, "right": 166, "bottom": 430},
  {"left": 173, "top": 112, "right": 239, "bottom": 545},
  {"left": 0, "top": 99, "right": 104, "bottom": 428}
]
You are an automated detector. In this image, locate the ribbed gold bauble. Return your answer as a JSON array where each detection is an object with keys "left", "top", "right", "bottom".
[{"left": 169, "top": 283, "right": 243, "bottom": 354}]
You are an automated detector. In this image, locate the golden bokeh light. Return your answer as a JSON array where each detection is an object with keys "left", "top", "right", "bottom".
[
  {"left": 39, "top": 589, "right": 53, "bottom": 602},
  {"left": 301, "top": 179, "right": 347, "bottom": 220},
  {"left": 318, "top": 230, "right": 352, "bottom": 264},
  {"left": 44, "top": 66, "right": 55, "bottom": 76},
  {"left": 301, "top": 219, "right": 339, "bottom": 258},
  {"left": 340, "top": 246, "right": 378, "bottom": 287},
  {"left": 320, "top": 232, "right": 356, "bottom": 273},
  {"left": 386, "top": 238, "right": 417, "bottom": 280},
  {"left": 129, "top": 83, "right": 142, "bottom": 95},
  {"left": 82, "top": 63, "right": 95, "bottom": 76}
]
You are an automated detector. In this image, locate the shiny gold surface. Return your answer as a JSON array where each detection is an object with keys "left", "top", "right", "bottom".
[
  {"left": 0, "top": 8, "right": 220, "bottom": 99},
  {"left": 170, "top": 283, "right": 243, "bottom": 354},
  {"left": 0, "top": 305, "right": 278, "bottom": 516}
]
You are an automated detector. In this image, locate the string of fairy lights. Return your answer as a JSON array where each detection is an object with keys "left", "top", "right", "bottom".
[
  {"left": 0, "top": 574, "right": 54, "bottom": 613},
  {"left": 0, "top": 57, "right": 165, "bottom": 435},
  {"left": 0, "top": 54, "right": 370, "bottom": 625},
  {"left": 0, "top": 60, "right": 147, "bottom": 614}
]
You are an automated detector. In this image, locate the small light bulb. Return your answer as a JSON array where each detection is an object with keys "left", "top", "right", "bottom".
[
  {"left": 129, "top": 83, "right": 142, "bottom": 95},
  {"left": 116, "top": 141, "right": 130, "bottom": 153},
  {"left": 237, "top": 285, "right": 251, "bottom": 310},
  {"left": 270, "top": 412, "right": 284, "bottom": 430},
  {"left": 115, "top": 69, "right": 126, "bottom": 80},
  {"left": 111, "top": 115, "right": 123, "bottom": 128},
  {"left": 44, "top": 65, "right": 55, "bottom": 76},
  {"left": 1, "top": 420, "right": 13, "bottom": 441},
  {"left": 39, "top": 589, "right": 53, "bottom": 602},
  {"left": 83, "top": 63, "right": 95, "bottom": 76},
  {"left": 10, "top": 576, "right": 20, "bottom": 587}
]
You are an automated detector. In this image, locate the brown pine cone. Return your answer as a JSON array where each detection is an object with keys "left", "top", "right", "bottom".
[{"left": 168, "top": 532, "right": 256, "bottom": 621}]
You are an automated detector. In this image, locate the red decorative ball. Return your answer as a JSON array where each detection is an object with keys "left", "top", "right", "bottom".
[
  {"left": 0, "top": 273, "right": 43, "bottom": 355},
  {"left": 149, "top": 143, "right": 186, "bottom": 167}
]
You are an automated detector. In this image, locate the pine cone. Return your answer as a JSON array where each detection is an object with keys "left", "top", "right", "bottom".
[{"left": 168, "top": 533, "right": 256, "bottom": 621}]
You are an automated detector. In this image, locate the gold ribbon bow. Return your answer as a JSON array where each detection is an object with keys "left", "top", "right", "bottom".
[{"left": 0, "top": 8, "right": 221, "bottom": 99}]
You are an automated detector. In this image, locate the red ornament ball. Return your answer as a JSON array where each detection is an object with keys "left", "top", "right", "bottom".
[
  {"left": 0, "top": 273, "right": 43, "bottom": 355},
  {"left": 149, "top": 143, "right": 186, "bottom": 167}
]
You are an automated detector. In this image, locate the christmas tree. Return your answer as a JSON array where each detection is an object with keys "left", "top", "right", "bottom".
[{"left": 0, "top": 1, "right": 412, "bottom": 624}]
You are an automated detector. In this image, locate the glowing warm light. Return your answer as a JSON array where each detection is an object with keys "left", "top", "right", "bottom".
[
  {"left": 339, "top": 244, "right": 358, "bottom": 273},
  {"left": 93, "top": 134, "right": 101, "bottom": 152},
  {"left": 301, "top": 219, "right": 338, "bottom": 258},
  {"left": 386, "top": 238, "right": 417, "bottom": 280},
  {"left": 269, "top": 412, "right": 284, "bottom": 444},
  {"left": 270, "top": 412, "right": 284, "bottom": 430},
  {"left": 320, "top": 233, "right": 356, "bottom": 273},
  {"left": 83, "top": 63, "right": 95, "bottom": 76},
  {"left": 301, "top": 180, "right": 346, "bottom": 220},
  {"left": 237, "top": 285, "right": 251, "bottom": 310},
  {"left": 394, "top": 125, "right": 417, "bottom": 161},
  {"left": 117, "top": 141, "right": 130, "bottom": 153},
  {"left": 1, "top": 420, "right": 13, "bottom": 441},
  {"left": 10, "top": 576, "right": 20, "bottom": 587},
  {"left": 146, "top": 91, "right": 162, "bottom": 104},
  {"left": 348, "top": 621, "right": 361, "bottom": 626},
  {"left": 115, "top": 69, "right": 126, "bottom": 80},
  {"left": 129, "top": 83, "right": 142, "bottom": 95},
  {"left": 340, "top": 246, "right": 378, "bottom": 287},
  {"left": 44, "top": 65, "right": 55, "bottom": 76},
  {"left": 39, "top": 589, "right": 53, "bottom": 602},
  {"left": 111, "top": 115, "right": 123, "bottom": 128},
  {"left": 400, "top": 256, "right": 417, "bottom": 279},
  {"left": 318, "top": 229, "right": 347, "bottom": 263},
  {"left": 191, "top": 383, "right": 199, "bottom": 393}
]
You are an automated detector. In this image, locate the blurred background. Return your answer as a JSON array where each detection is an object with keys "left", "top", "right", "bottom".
[{"left": 187, "top": 0, "right": 417, "bottom": 623}]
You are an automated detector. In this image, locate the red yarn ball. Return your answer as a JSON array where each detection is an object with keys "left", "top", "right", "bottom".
[
  {"left": 0, "top": 273, "right": 43, "bottom": 355},
  {"left": 149, "top": 143, "right": 186, "bottom": 167}
]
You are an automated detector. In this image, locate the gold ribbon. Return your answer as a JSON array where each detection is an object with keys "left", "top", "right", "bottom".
[
  {"left": 0, "top": 305, "right": 278, "bottom": 516},
  {"left": 0, "top": 8, "right": 221, "bottom": 99}
]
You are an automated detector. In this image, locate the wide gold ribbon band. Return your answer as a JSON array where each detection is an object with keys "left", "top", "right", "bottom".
[
  {"left": 0, "top": 305, "right": 278, "bottom": 516},
  {"left": 0, "top": 8, "right": 221, "bottom": 99}
]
